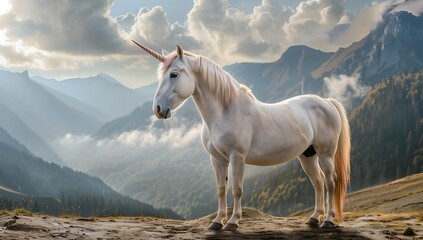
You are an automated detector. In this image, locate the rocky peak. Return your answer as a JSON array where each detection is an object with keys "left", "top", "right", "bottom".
[{"left": 312, "top": 10, "right": 423, "bottom": 85}]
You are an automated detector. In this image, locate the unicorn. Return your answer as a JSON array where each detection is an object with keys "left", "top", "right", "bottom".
[{"left": 133, "top": 41, "right": 351, "bottom": 231}]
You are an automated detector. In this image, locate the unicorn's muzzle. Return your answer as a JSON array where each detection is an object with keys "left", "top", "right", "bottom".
[{"left": 154, "top": 104, "right": 172, "bottom": 119}]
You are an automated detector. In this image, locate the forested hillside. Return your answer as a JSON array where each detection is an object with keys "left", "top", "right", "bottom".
[
  {"left": 349, "top": 71, "right": 423, "bottom": 190},
  {"left": 0, "top": 129, "right": 179, "bottom": 219}
]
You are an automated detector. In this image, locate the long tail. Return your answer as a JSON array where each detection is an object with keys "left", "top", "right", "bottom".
[{"left": 328, "top": 98, "right": 351, "bottom": 223}]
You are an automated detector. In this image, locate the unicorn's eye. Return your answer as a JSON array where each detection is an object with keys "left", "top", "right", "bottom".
[{"left": 170, "top": 72, "right": 179, "bottom": 78}]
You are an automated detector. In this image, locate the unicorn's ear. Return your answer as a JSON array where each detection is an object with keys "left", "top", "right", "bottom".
[
  {"left": 176, "top": 45, "right": 184, "bottom": 59},
  {"left": 162, "top": 49, "right": 170, "bottom": 56}
]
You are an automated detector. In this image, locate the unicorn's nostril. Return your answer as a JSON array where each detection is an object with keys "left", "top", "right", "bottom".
[{"left": 156, "top": 105, "right": 161, "bottom": 114}]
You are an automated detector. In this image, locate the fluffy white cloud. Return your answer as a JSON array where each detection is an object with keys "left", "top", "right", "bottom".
[
  {"left": 187, "top": 0, "right": 293, "bottom": 63},
  {"left": 330, "top": 0, "right": 405, "bottom": 49},
  {"left": 283, "top": 0, "right": 349, "bottom": 51},
  {"left": 0, "top": 0, "right": 127, "bottom": 55},
  {"left": 130, "top": 6, "right": 201, "bottom": 53},
  {"left": 114, "top": 12, "right": 136, "bottom": 33},
  {"left": 249, "top": 0, "right": 294, "bottom": 43},
  {"left": 54, "top": 121, "right": 202, "bottom": 170},
  {"left": 324, "top": 74, "right": 371, "bottom": 107}
]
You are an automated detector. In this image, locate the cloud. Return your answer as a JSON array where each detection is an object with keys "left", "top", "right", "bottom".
[
  {"left": 130, "top": 6, "right": 201, "bottom": 53},
  {"left": 114, "top": 12, "right": 136, "bottom": 33},
  {"left": 186, "top": 0, "right": 294, "bottom": 63},
  {"left": 249, "top": 0, "right": 293, "bottom": 41},
  {"left": 54, "top": 118, "right": 202, "bottom": 170},
  {"left": 392, "top": 0, "right": 423, "bottom": 16},
  {"left": 283, "top": 0, "right": 349, "bottom": 51},
  {"left": 330, "top": 0, "right": 403, "bottom": 48},
  {"left": 96, "top": 124, "right": 201, "bottom": 149},
  {"left": 0, "top": 0, "right": 126, "bottom": 55},
  {"left": 324, "top": 74, "right": 371, "bottom": 106},
  {"left": 0, "top": 0, "right": 11, "bottom": 16},
  {"left": 0, "top": 30, "right": 80, "bottom": 70}
]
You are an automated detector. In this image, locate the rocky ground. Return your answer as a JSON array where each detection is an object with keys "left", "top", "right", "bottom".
[{"left": 0, "top": 208, "right": 422, "bottom": 239}]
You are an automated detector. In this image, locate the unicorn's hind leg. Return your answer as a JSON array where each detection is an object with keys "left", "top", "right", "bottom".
[
  {"left": 318, "top": 154, "right": 337, "bottom": 228},
  {"left": 208, "top": 155, "right": 229, "bottom": 230},
  {"left": 298, "top": 155, "right": 325, "bottom": 226}
]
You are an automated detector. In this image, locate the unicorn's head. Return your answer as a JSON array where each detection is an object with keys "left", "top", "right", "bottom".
[{"left": 132, "top": 41, "right": 196, "bottom": 119}]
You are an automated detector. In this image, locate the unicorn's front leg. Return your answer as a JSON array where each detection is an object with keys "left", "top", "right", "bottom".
[
  {"left": 223, "top": 154, "right": 245, "bottom": 231},
  {"left": 208, "top": 156, "right": 229, "bottom": 230}
]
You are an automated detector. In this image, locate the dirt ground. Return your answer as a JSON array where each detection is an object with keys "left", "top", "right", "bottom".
[{"left": 1, "top": 208, "right": 422, "bottom": 240}]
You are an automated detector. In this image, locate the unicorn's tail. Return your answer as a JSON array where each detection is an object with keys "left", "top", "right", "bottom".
[{"left": 328, "top": 98, "right": 351, "bottom": 223}]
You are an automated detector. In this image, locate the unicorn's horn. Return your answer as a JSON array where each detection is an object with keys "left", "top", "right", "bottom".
[{"left": 132, "top": 40, "right": 165, "bottom": 62}]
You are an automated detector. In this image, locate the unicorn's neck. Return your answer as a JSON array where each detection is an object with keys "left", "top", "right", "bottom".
[
  {"left": 190, "top": 56, "right": 240, "bottom": 126},
  {"left": 194, "top": 56, "right": 240, "bottom": 106}
]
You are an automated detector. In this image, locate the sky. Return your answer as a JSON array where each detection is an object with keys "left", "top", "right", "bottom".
[{"left": 0, "top": 0, "right": 421, "bottom": 88}]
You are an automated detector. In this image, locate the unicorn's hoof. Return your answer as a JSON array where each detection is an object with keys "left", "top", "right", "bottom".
[
  {"left": 320, "top": 221, "right": 335, "bottom": 228},
  {"left": 222, "top": 223, "right": 239, "bottom": 231},
  {"left": 305, "top": 217, "right": 319, "bottom": 227},
  {"left": 208, "top": 222, "right": 223, "bottom": 230}
]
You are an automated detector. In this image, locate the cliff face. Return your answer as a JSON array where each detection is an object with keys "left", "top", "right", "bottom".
[{"left": 313, "top": 11, "right": 423, "bottom": 85}]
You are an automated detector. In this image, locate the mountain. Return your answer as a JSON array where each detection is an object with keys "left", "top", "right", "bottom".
[
  {"left": 0, "top": 130, "right": 179, "bottom": 219},
  {"left": 94, "top": 101, "right": 154, "bottom": 139},
  {"left": 134, "top": 82, "right": 158, "bottom": 104},
  {"left": 225, "top": 45, "right": 333, "bottom": 101},
  {"left": 36, "top": 82, "right": 109, "bottom": 124},
  {"left": 0, "top": 70, "right": 102, "bottom": 141},
  {"left": 312, "top": 11, "right": 423, "bottom": 86},
  {"left": 32, "top": 74, "right": 157, "bottom": 120},
  {"left": 225, "top": 11, "right": 423, "bottom": 103},
  {"left": 0, "top": 126, "right": 29, "bottom": 153},
  {"left": 0, "top": 101, "right": 62, "bottom": 164}
]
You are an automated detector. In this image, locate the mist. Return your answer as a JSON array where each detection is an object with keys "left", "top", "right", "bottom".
[
  {"left": 323, "top": 73, "right": 371, "bottom": 108},
  {"left": 53, "top": 118, "right": 202, "bottom": 171}
]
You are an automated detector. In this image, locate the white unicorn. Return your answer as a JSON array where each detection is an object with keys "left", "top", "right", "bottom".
[{"left": 133, "top": 41, "right": 351, "bottom": 231}]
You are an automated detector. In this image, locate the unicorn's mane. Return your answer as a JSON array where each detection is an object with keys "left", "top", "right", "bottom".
[
  {"left": 197, "top": 56, "right": 242, "bottom": 106},
  {"left": 158, "top": 52, "right": 255, "bottom": 106}
]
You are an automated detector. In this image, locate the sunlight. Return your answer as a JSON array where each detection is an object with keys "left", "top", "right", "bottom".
[{"left": 0, "top": 0, "right": 11, "bottom": 15}]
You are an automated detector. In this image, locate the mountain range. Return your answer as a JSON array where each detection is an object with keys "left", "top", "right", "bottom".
[
  {"left": 224, "top": 45, "right": 332, "bottom": 102},
  {"left": 0, "top": 70, "right": 156, "bottom": 164},
  {"left": 32, "top": 74, "right": 157, "bottom": 121},
  {"left": 225, "top": 11, "right": 423, "bottom": 104},
  {"left": 0, "top": 9, "right": 422, "bottom": 219}
]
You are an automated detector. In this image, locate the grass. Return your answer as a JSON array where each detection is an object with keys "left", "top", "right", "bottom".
[
  {"left": 13, "top": 208, "right": 33, "bottom": 216},
  {"left": 59, "top": 214, "right": 79, "bottom": 219},
  {"left": 0, "top": 209, "right": 8, "bottom": 215}
]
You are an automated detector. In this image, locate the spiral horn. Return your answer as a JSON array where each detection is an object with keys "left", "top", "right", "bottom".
[{"left": 132, "top": 40, "right": 165, "bottom": 62}]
